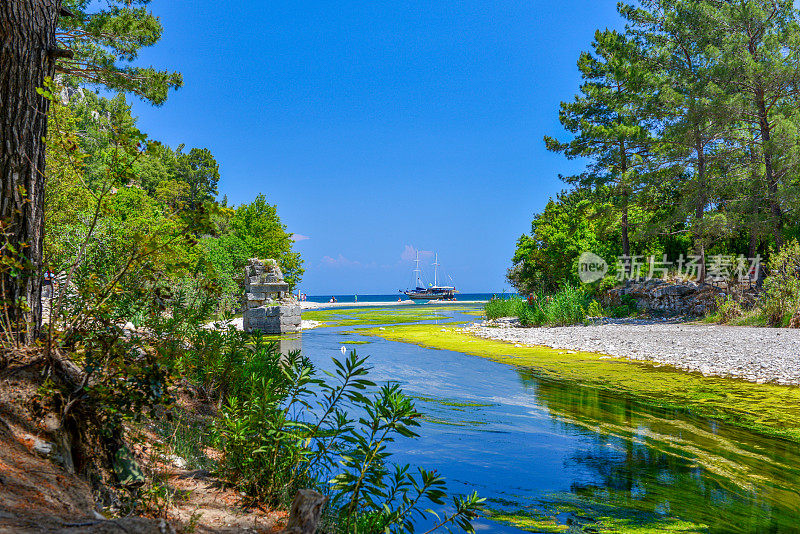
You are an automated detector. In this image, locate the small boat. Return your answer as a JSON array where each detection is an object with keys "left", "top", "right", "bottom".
[{"left": 401, "top": 252, "right": 457, "bottom": 300}]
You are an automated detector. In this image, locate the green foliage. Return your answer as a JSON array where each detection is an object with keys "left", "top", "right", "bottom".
[
  {"left": 586, "top": 300, "right": 605, "bottom": 318},
  {"left": 44, "top": 84, "right": 304, "bottom": 321},
  {"left": 485, "top": 297, "right": 530, "bottom": 321},
  {"left": 197, "top": 333, "right": 484, "bottom": 531},
  {"left": 58, "top": 0, "right": 183, "bottom": 105},
  {"left": 531, "top": 285, "right": 589, "bottom": 326},
  {"left": 714, "top": 295, "right": 744, "bottom": 323},
  {"left": 507, "top": 188, "right": 621, "bottom": 293},
  {"left": 610, "top": 295, "right": 639, "bottom": 318},
  {"left": 173, "top": 145, "right": 220, "bottom": 214},
  {"left": 512, "top": 0, "right": 800, "bottom": 294},
  {"left": 762, "top": 239, "right": 800, "bottom": 326},
  {"left": 229, "top": 194, "right": 304, "bottom": 290},
  {"left": 485, "top": 287, "right": 589, "bottom": 327}
]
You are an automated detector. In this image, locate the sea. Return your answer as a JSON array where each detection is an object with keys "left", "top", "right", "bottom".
[{"left": 302, "top": 292, "right": 514, "bottom": 304}]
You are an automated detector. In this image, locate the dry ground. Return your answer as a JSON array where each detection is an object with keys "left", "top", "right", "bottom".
[{"left": 0, "top": 353, "right": 286, "bottom": 533}]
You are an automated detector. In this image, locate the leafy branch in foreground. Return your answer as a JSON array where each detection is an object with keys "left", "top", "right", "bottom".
[{"left": 206, "top": 339, "right": 484, "bottom": 532}]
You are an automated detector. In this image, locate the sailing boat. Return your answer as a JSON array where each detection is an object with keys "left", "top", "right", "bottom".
[{"left": 401, "top": 252, "right": 457, "bottom": 300}]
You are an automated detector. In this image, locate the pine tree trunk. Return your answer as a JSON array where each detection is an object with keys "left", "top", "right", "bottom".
[
  {"left": 620, "top": 201, "right": 630, "bottom": 258},
  {"left": 754, "top": 88, "right": 784, "bottom": 246},
  {"left": 619, "top": 140, "right": 631, "bottom": 259},
  {"left": 694, "top": 136, "right": 707, "bottom": 283},
  {"left": 0, "top": 0, "right": 60, "bottom": 342}
]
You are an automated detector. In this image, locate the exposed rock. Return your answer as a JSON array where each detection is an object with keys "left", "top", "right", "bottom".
[{"left": 601, "top": 279, "right": 757, "bottom": 316}]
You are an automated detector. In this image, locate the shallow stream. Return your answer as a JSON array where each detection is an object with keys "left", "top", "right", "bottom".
[{"left": 294, "top": 306, "right": 800, "bottom": 533}]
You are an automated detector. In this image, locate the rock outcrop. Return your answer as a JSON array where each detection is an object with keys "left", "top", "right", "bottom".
[
  {"left": 601, "top": 279, "right": 757, "bottom": 316},
  {"left": 243, "top": 259, "right": 300, "bottom": 333}
]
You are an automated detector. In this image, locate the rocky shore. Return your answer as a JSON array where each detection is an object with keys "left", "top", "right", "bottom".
[{"left": 466, "top": 319, "right": 800, "bottom": 385}]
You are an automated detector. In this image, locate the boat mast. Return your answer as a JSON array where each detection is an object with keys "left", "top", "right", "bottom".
[
  {"left": 414, "top": 252, "right": 422, "bottom": 288},
  {"left": 433, "top": 253, "right": 439, "bottom": 287}
]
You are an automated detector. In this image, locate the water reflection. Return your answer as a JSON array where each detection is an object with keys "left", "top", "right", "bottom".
[
  {"left": 523, "top": 373, "right": 800, "bottom": 531},
  {"left": 300, "top": 307, "right": 800, "bottom": 533}
]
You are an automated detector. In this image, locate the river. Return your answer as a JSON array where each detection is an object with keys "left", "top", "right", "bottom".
[{"left": 293, "top": 305, "right": 800, "bottom": 533}]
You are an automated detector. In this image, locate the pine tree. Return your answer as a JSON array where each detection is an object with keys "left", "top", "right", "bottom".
[
  {"left": 621, "top": 0, "right": 733, "bottom": 279},
  {"left": 1, "top": 1, "right": 181, "bottom": 341},
  {"left": 705, "top": 0, "right": 800, "bottom": 245},
  {"left": 545, "top": 29, "right": 656, "bottom": 258}
]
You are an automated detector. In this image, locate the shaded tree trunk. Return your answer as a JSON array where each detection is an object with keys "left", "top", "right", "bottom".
[
  {"left": 753, "top": 85, "right": 784, "bottom": 246},
  {"left": 694, "top": 132, "right": 707, "bottom": 283},
  {"left": 0, "top": 0, "right": 60, "bottom": 342},
  {"left": 619, "top": 141, "right": 631, "bottom": 259}
]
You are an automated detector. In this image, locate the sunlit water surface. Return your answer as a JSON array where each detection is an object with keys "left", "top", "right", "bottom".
[{"left": 290, "top": 306, "right": 800, "bottom": 533}]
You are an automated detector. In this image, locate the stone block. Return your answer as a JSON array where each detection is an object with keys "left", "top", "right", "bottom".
[
  {"left": 249, "top": 283, "right": 289, "bottom": 293},
  {"left": 248, "top": 307, "right": 266, "bottom": 318},
  {"left": 246, "top": 292, "right": 266, "bottom": 301}
]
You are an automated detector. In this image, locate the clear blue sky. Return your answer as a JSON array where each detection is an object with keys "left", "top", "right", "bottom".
[{"left": 128, "top": 1, "right": 624, "bottom": 294}]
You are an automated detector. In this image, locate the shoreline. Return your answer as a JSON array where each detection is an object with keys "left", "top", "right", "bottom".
[
  {"left": 468, "top": 319, "right": 800, "bottom": 386},
  {"left": 362, "top": 322, "right": 800, "bottom": 440},
  {"left": 299, "top": 299, "right": 487, "bottom": 310}
]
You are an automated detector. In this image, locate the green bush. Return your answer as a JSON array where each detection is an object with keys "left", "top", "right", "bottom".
[
  {"left": 714, "top": 295, "right": 743, "bottom": 323},
  {"left": 484, "top": 286, "right": 590, "bottom": 326},
  {"left": 609, "top": 294, "right": 639, "bottom": 318},
  {"left": 762, "top": 240, "right": 800, "bottom": 327},
  {"left": 485, "top": 296, "right": 528, "bottom": 320},
  {"left": 539, "top": 285, "right": 588, "bottom": 325},
  {"left": 202, "top": 331, "right": 485, "bottom": 531},
  {"left": 586, "top": 300, "right": 605, "bottom": 318}
]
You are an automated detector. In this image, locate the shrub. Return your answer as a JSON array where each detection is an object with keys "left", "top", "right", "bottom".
[
  {"left": 714, "top": 295, "right": 743, "bottom": 323},
  {"left": 539, "top": 285, "right": 588, "bottom": 325},
  {"left": 609, "top": 294, "right": 638, "bottom": 318},
  {"left": 485, "top": 287, "right": 590, "bottom": 326},
  {"left": 485, "top": 296, "right": 528, "bottom": 320},
  {"left": 206, "top": 332, "right": 485, "bottom": 531},
  {"left": 586, "top": 300, "right": 605, "bottom": 318},
  {"left": 762, "top": 240, "right": 800, "bottom": 327}
]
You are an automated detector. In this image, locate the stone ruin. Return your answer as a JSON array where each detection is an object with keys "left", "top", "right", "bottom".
[{"left": 243, "top": 258, "right": 300, "bottom": 334}]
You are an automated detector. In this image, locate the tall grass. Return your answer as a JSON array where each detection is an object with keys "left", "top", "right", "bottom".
[
  {"left": 485, "top": 285, "right": 590, "bottom": 326},
  {"left": 485, "top": 297, "right": 529, "bottom": 320}
]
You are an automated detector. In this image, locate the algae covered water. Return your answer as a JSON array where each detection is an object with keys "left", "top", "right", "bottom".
[{"left": 297, "top": 306, "right": 800, "bottom": 533}]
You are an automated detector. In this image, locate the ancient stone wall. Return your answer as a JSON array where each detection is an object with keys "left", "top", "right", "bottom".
[{"left": 243, "top": 258, "right": 300, "bottom": 333}]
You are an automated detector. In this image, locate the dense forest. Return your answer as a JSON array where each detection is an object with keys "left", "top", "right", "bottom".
[
  {"left": 45, "top": 84, "right": 303, "bottom": 324},
  {"left": 510, "top": 0, "right": 800, "bottom": 294}
]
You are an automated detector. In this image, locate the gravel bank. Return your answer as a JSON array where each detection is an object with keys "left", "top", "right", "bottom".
[{"left": 465, "top": 320, "right": 800, "bottom": 386}]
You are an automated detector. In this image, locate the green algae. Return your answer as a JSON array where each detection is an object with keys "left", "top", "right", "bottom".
[
  {"left": 486, "top": 510, "right": 568, "bottom": 533},
  {"left": 302, "top": 306, "right": 446, "bottom": 327},
  {"left": 302, "top": 304, "right": 484, "bottom": 327},
  {"left": 360, "top": 324, "right": 800, "bottom": 442},
  {"left": 339, "top": 339, "right": 372, "bottom": 345},
  {"left": 421, "top": 415, "right": 488, "bottom": 427},
  {"left": 487, "top": 505, "right": 708, "bottom": 533},
  {"left": 412, "top": 395, "right": 496, "bottom": 408}
]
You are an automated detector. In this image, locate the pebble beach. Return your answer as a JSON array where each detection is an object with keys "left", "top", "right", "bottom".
[{"left": 466, "top": 319, "right": 800, "bottom": 386}]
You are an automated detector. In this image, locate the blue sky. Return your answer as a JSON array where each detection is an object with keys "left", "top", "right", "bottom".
[{"left": 128, "top": 1, "right": 624, "bottom": 294}]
